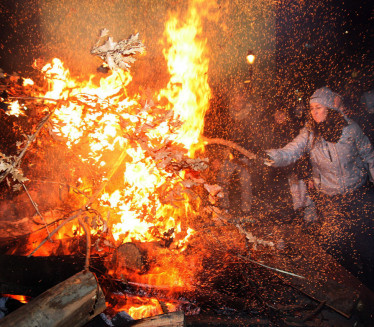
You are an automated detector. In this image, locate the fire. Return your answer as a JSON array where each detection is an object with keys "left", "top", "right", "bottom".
[
  {"left": 2, "top": 294, "right": 30, "bottom": 304},
  {"left": 22, "top": 78, "right": 34, "bottom": 87},
  {"left": 5, "top": 0, "right": 214, "bottom": 320},
  {"left": 6, "top": 101, "right": 26, "bottom": 117},
  {"left": 110, "top": 294, "right": 178, "bottom": 320},
  {"left": 6, "top": 0, "right": 212, "bottom": 251},
  {"left": 158, "top": 0, "right": 211, "bottom": 156}
]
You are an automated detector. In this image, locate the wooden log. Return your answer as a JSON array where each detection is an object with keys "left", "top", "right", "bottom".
[
  {"left": 112, "top": 242, "right": 170, "bottom": 274},
  {"left": 128, "top": 311, "right": 185, "bottom": 327},
  {"left": 0, "top": 270, "right": 106, "bottom": 327},
  {"left": 113, "top": 242, "right": 149, "bottom": 273}
]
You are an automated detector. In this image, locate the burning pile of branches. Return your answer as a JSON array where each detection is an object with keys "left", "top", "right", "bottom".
[
  {"left": 0, "top": 29, "right": 222, "bottom": 252},
  {"left": 0, "top": 22, "right": 290, "bottom": 322}
]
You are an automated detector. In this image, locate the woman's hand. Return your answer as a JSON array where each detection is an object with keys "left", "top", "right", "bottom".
[{"left": 256, "top": 150, "right": 275, "bottom": 166}]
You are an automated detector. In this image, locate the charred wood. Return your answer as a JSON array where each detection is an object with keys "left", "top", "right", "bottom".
[
  {"left": 0, "top": 270, "right": 106, "bottom": 327},
  {"left": 111, "top": 242, "right": 171, "bottom": 274},
  {"left": 127, "top": 311, "right": 185, "bottom": 327}
]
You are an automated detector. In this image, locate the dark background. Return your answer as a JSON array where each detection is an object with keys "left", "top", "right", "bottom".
[
  {"left": 275, "top": 0, "right": 374, "bottom": 100},
  {"left": 0, "top": 0, "right": 41, "bottom": 75}
]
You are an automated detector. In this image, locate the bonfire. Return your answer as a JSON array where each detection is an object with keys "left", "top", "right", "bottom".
[{"left": 0, "top": 13, "right": 264, "bottom": 325}]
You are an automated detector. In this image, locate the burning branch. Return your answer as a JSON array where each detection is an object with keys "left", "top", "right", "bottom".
[
  {"left": 21, "top": 182, "right": 52, "bottom": 241},
  {"left": 28, "top": 147, "right": 129, "bottom": 257},
  {"left": 0, "top": 106, "right": 58, "bottom": 186},
  {"left": 78, "top": 217, "right": 91, "bottom": 270},
  {"left": 203, "top": 137, "right": 257, "bottom": 160}
]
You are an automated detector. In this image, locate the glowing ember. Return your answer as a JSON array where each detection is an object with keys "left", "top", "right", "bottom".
[
  {"left": 6, "top": 101, "right": 26, "bottom": 117},
  {"left": 110, "top": 294, "right": 178, "bottom": 320},
  {"left": 2, "top": 294, "right": 30, "bottom": 304}
]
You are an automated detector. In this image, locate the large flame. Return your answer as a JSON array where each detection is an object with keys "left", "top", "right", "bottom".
[
  {"left": 158, "top": 1, "right": 212, "bottom": 156},
  {"left": 5, "top": 0, "right": 213, "bottom": 318}
]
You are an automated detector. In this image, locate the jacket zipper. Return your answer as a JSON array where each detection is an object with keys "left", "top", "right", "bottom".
[
  {"left": 327, "top": 148, "right": 332, "bottom": 161},
  {"left": 332, "top": 143, "right": 346, "bottom": 192}
]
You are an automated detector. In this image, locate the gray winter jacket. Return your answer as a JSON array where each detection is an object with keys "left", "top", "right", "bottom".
[{"left": 267, "top": 119, "right": 374, "bottom": 196}]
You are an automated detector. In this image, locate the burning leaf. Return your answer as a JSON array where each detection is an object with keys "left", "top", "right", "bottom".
[
  {"left": 91, "top": 31, "right": 145, "bottom": 71},
  {"left": 181, "top": 179, "right": 197, "bottom": 188},
  {"left": 203, "top": 183, "right": 222, "bottom": 196},
  {"left": 0, "top": 152, "right": 29, "bottom": 187},
  {"left": 11, "top": 168, "right": 28, "bottom": 183},
  {"left": 100, "top": 28, "right": 109, "bottom": 38},
  {"left": 0, "top": 160, "right": 12, "bottom": 172},
  {"left": 12, "top": 183, "right": 22, "bottom": 192},
  {"left": 237, "top": 226, "right": 275, "bottom": 250},
  {"left": 185, "top": 158, "right": 209, "bottom": 171}
]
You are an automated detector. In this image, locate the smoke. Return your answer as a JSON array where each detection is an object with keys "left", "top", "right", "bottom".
[{"left": 37, "top": 0, "right": 276, "bottom": 93}]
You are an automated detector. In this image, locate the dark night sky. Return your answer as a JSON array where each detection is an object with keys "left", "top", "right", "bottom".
[{"left": 276, "top": 0, "right": 374, "bottom": 97}]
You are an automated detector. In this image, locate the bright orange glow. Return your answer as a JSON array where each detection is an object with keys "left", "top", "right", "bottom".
[
  {"left": 246, "top": 54, "right": 255, "bottom": 65},
  {"left": 23, "top": 78, "right": 34, "bottom": 86},
  {"left": 17, "top": 0, "right": 215, "bottom": 319},
  {"left": 7, "top": 101, "right": 26, "bottom": 117},
  {"left": 157, "top": 0, "right": 211, "bottom": 156},
  {"left": 110, "top": 294, "right": 178, "bottom": 320},
  {"left": 3, "top": 294, "right": 30, "bottom": 304}
]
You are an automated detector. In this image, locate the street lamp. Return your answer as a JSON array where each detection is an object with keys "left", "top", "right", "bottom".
[
  {"left": 244, "top": 50, "right": 255, "bottom": 88},
  {"left": 246, "top": 50, "right": 256, "bottom": 65}
]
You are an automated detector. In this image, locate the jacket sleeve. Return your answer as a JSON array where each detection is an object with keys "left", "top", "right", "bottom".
[
  {"left": 266, "top": 127, "right": 310, "bottom": 167},
  {"left": 354, "top": 124, "right": 374, "bottom": 181}
]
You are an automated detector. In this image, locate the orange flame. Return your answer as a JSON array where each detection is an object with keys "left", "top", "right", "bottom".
[
  {"left": 110, "top": 294, "right": 178, "bottom": 320},
  {"left": 15, "top": 0, "right": 215, "bottom": 318},
  {"left": 2, "top": 294, "right": 30, "bottom": 304},
  {"left": 158, "top": 1, "right": 211, "bottom": 156}
]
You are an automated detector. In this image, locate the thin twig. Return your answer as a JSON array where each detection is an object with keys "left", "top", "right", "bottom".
[
  {"left": 8, "top": 96, "right": 60, "bottom": 102},
  {"left": 237, "top": 254, "right": 306, "bottom": 279},
  {"left": 21, "top": 182, "right": 53, "bottom": 241},
  {"left": 28, "top": 148, "right": 129, "bottom": 257},
  {"left": 0, "top": 108, "right": 57, "bottom": 184},
  {"left": 32, "top": 179, "right": 90, "bottom": 199},
  {"left": 78, "top": 217, "right": 91, "bottom": 270},
  {"left": 28, "top": 210, "right": 84, "bottom": 257}
]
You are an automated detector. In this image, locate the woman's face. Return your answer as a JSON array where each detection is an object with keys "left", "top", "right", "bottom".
[{"left": 310, "top": 102, "right": 328, "bottom": 123}]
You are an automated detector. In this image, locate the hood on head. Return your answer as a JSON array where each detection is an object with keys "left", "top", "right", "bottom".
[{"left": 309, "top": 87, "right": 341, "bottom": 112}]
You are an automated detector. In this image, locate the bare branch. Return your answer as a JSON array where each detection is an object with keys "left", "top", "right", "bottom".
[
  {"left": 28, "top": 147, "right": 129, "bottom": 256},
  {"left": 78, "top": 217, "right": 91, "bottom": 271},
  {"left": 0, "top": 107, "right": 58, "bottom": 184},
  {"left": 203, "top": 137, "right": 257, "bottom": 160},
  {"left": 21, "top": 182, "right": 53, "bottom": 241}
]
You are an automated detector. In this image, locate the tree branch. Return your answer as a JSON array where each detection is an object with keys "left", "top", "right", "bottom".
[{"left": 203, "top": 137, "right": 257, "bottom": 160}]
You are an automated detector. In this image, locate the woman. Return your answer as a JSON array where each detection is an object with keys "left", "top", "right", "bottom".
[{"left": 264, "top": 87, "right": 374, "bottom": 290}]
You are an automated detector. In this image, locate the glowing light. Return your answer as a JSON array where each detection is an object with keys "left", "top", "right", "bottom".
[
  {"left": 246, "top": 54, "right": 255, "bottom": 65},
  {"left": 23, "top": 78, "right": 34, "bottom": 86},
  {"left": 7, "top": 101, "right": 26, "bottom": 117}
]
